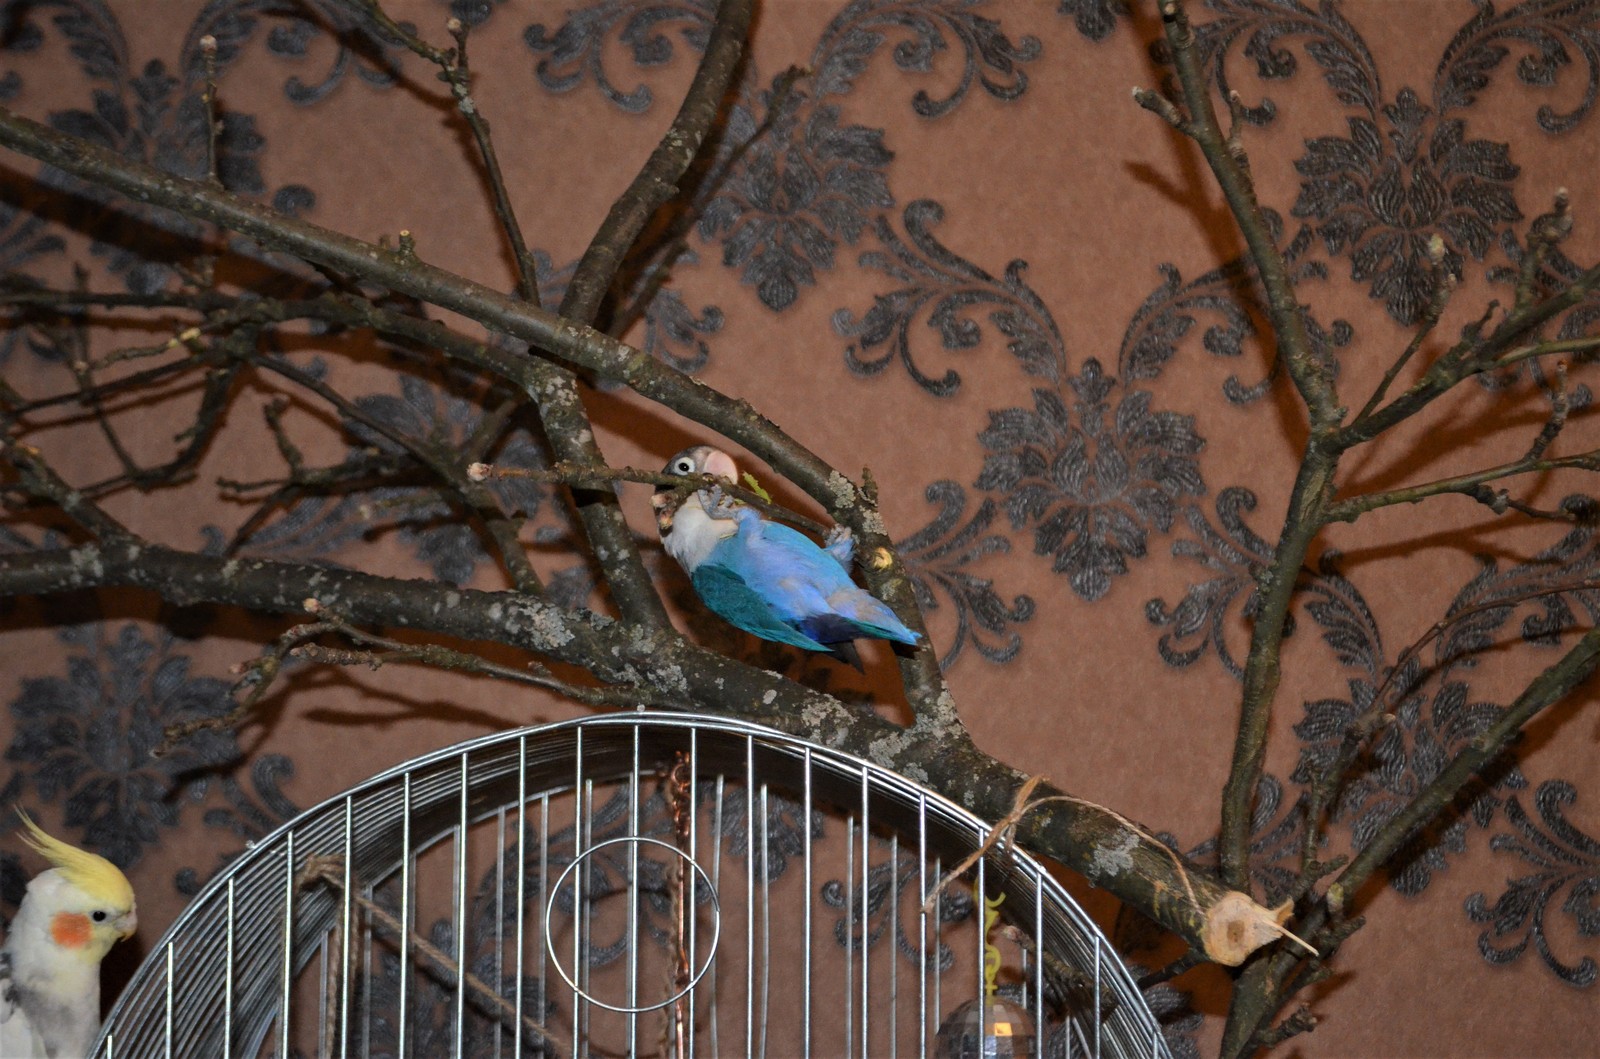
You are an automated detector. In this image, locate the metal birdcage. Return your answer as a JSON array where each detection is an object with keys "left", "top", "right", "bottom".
[{"left": 96, "top": 713, "right": 1174, "bottom": 1058}]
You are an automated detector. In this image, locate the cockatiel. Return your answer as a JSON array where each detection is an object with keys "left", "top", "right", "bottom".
[
  {"left": 0, "top": 813, "right": 137, "bottom": 1059},
  {"left": 652, "top": 445, "right": 921, "bottom": 667}
]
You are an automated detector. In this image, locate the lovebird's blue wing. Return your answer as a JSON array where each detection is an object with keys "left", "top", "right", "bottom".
[
  {"left": 749, "top": 522, "right": 921, "bottom": 644},
  {"left": 754, "top": 520, "right": 855, "bottom": 574},
  {"left": 697, "top": 516, "right": 921, "bottom": 648},
  {"left": 690, "top": 562, "right": 831, "bottom": 651}
]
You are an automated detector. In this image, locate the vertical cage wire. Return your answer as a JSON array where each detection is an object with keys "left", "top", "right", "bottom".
[{"left": 95, "top": 713, "right": 1175, "bottom": 1059}]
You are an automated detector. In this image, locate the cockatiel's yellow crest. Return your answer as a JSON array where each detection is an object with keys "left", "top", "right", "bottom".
[{"left": 14, "top": 811, "right": 134, "bottom": 913}]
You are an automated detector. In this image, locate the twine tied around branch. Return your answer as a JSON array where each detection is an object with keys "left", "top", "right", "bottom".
[{"left": 919, "top": 776, "right": 1316, "bottom": 958}]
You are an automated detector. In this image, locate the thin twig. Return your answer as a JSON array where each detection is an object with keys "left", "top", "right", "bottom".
[
  {"left": 161, "top": 618, "right": 332, "bottom": 749},
  {"left": 199, "top": 35, "right": 221, "bottom": 187},
  {"left": 1298, "top": 577, "right": 1600, "bottom": 872},
  {"left": 1353, "top": 234, "right": 1456, "bottom": 425},
  {"left": 1525, "top": 361, "right": 1570, "bottom": 462},
  {"left": 439, "top": 14, "right": 540, "bottom": 305},
  {"left": 1136, "top": 948, "right": 1205, "bottom": 990},
  {"left": 1251, "top": 1006, "right": 1319, "bottom": 1051},
  {"left": 1130, "top": 86, "right": 1184, "bottom": 130},
  {"left": 1514, "top": 188, "right": 1572, "bottom": 313},
  {"left": 1, "top": 438, "right": 136, "bottom": 542},
  {"left": 1338, "top": 191, "right": 1600, "bottom": 450},
  {"left": 358, "top": 3, "right": 544, "bottom": 307},
  {"left": 253, "top": 350, "right": 543, "bottom": 592},
  {"left": 1492, "top": 334, "right": 1600, "bottom": 371},
  {"left": 1325, "top": 445, "right": 1600, "bottom": 523},
  {"left": 470, "top": 459, "right": 833, "bottom": 537}
]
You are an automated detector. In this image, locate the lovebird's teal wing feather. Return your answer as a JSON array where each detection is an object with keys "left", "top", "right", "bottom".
[{"left": 691, "top": 563, "right": 831, "bottom": 651}]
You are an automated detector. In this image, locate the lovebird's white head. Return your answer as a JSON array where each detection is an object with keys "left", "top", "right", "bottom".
[
  {"left": 10, "top": 812, "right": 137, "bottom": 966},
  {"left": 653, "top": 445, "right": 741, "bottom": 571}
]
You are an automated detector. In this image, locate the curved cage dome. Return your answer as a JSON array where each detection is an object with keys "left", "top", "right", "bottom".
[{"left": 97, "top": 712, "right": 1173, "bottom": 1058}]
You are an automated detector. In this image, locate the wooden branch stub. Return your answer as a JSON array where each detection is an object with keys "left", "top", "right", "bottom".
[{"left": 1203, "top": 894, "right": 1300, "bottom": 966}]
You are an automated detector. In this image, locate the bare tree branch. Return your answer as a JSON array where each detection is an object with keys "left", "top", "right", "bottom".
[
  {"left": 1148, "top": 0, "right": 1344, "bottom": 890},
  {"left": 1327, "top": 447, "right": 1600, "bottom": 523}
]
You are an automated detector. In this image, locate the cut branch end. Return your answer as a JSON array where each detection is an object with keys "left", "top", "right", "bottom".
[{"left": 1203, "top": 893, "right": 1307, "bottom": 966}]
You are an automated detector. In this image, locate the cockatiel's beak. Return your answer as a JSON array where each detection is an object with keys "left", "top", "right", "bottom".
[{"left": 115, "top": 906, "right": 138, "bottom": 940}]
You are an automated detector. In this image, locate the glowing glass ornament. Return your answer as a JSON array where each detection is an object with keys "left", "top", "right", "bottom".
[
  {"left": 934, "top": 995, "right": 1037, "bottom": 1058},
  {"left": 934, "top": 891, "right": 1038, "bottom": 1058}
]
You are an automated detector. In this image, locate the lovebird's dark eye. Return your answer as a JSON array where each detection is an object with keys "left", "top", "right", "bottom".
[
  {"left": 91, "top": 910, "right": 107, "bottom": 922},
  {"left": 673, "top": 458, "right": 695, "bottom": 474}
]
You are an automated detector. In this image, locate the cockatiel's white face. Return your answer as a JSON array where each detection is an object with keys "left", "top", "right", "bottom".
[
  {"left": 11, "top": 814, "right": 137, "bottom": 964},
  {"left": 21, "top": 868, "right": 137, "bottom": 964}
]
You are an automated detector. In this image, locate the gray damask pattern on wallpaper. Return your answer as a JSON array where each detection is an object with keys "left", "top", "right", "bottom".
[{"left": 0, "top": 5, "right": 1597, "bottom": 1055}]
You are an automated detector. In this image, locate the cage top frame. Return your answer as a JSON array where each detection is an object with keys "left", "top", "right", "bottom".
[{"left": 98, "top": 711, "right": 1173, "bottom": 1059}]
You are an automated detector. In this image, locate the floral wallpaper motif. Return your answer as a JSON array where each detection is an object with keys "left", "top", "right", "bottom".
[
  {"left": 1467, "top": 778, "right": 1600, "bottom": 988},
  {"left": 4, "top": 621, "right": 238, "bottom": 868},
  {"left": 0, "top": 0, "right": 1597, "bottom": 1055}
]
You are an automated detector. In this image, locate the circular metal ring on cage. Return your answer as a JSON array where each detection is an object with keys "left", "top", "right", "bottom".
[{"left": 542, "top": 835, "right": 722, "bottom": 1014}]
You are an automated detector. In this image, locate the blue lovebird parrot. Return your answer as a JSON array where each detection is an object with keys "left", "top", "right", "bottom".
[{"left": 652, "top": 446, "right": 921, "bottom": 667}]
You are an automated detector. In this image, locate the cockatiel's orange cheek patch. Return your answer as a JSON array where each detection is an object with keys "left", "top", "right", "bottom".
[{"left": 50, "top": 911, "right": 92, "bottom": 948}]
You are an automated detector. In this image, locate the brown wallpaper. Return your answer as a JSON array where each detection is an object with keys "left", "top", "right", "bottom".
[{"left": 0, "top": 0, "right": 1597, "bottom": 1055}]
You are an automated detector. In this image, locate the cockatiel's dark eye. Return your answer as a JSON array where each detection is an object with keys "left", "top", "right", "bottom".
[{"left": 91, "top": 911, "right": 107, "bottom": 922}]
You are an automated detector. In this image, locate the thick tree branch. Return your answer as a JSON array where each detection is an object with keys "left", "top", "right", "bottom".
[
  {"left": 526, "top": 0, "right": 749, "bottom": 629},
  {"left": 337, "top": 3, "right": 573, "bottom": 600},
  {"left": 560, "top": 0, "right": 751, "bottom": 325},
  {"left": 1, "top": 98, "right": 955, "bottom": 708},
  {"left": 0, "top": 535, "right": 1266, "bottom": 960},
  {"left": 1225, "top": 626, "right": 1600, "bottom": 1056},
  {"left": 1149, "top": 0, "right": 1350, "bottom": 891},
  {"left": 1111, "top": 127, "right": 1600, "bottom": 1052},
  {"left": 1298, "top": 579, "right": 1600, "bottom": 874},
  {"left": 0, "top": 106, "right": 856, "bottom": 523},
  {"left": 354, "top": 0, "right": 684, "bottom": 624},
  {"left": 4, "top": 7, "right": 1479, "bottom": 993}
]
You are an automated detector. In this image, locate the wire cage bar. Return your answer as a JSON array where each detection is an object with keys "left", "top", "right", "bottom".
[{"left": 96, "top": 713, "right": 1173, "bottom": 1058}]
